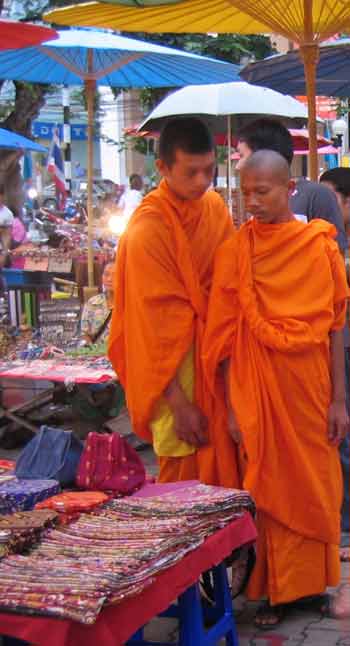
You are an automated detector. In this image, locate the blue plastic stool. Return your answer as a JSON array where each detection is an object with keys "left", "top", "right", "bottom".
[{"left": 127, "top": 562, "right": 239, "bottom": 646}]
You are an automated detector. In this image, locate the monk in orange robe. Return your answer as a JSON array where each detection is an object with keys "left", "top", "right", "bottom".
[
  {"left": 109, "top": 117, "right": 239, "bottom": 487},
  {"left": 203, "top": 150, "right": 349, "bottom": 627}
]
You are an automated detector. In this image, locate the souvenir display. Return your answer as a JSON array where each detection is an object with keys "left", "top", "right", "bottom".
[{"left": 0, "top": 484, "right": 255, "bottom": 624}]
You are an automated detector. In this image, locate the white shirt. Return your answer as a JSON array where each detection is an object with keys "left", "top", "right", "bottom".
[
  {"left": 0, "top": 204, "right": 14, "bottom": 228},
  {"left": 118, "top": 189, "right": 143, "bottom": 220}
]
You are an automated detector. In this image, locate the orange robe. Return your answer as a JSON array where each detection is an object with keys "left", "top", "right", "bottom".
[
  {"left": 203, "top": 218, "right": 348, "bottom": 604},
  {"left": 108, "top": 179, "right": 239, "bottom": 487}
]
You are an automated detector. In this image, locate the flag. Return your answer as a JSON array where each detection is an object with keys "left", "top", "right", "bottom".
[{"left": 47, "top": 127, "right": 66, "bottom": 209}]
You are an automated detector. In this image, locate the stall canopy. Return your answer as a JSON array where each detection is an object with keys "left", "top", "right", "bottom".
[
  {"left": 45, "top": 1, "right": 350, "bottom": 180},
  {"left": 0, "top": 28, "right": 238, "bottom": 287},
  {"left": 0, "top": 128, "right": 47, "bottom": 153},
  {"left": 0, "top": 20, "right": 57, "bottom": 49}
]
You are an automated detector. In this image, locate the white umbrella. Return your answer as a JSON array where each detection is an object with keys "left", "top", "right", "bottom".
[{"left": 140, "top": 81, "right": 309, "bottom": 212}]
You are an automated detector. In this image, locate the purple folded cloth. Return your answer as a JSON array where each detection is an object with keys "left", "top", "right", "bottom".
[{"left": 0, "top": 478, "right": 60, "bottom": 515}]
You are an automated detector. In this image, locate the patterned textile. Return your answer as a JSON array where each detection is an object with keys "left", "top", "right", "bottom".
[
  {"left": 0, "top": 483, "right": 255, "bottom": 625},
  {"left": 0, "top": 460, "right": 15, "bottom": 474},
  {"left": 0, "top": 510, "right": 58, "bottom": 556},
  {"left": 0, "top": 479, "right": 60, "bottom": 515},
  {"left": 81, "top": 293, "right": 111, "bottom": 342},
  {"left": 36, "top": 492, "right": 109, "bottom": 514}
]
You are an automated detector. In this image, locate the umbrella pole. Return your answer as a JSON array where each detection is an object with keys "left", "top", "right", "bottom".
[
  {"left": 300, "top": 45, "right": 319, "bottom": 182},
  {"left": 227, "top": 114, "right": 233, "bottom": 215},
  {"left": 301, "top": 1, "right": 319, "bottom": 182},
  {"left": 86, "top": 77, "right": 96, "bottom": 289}
]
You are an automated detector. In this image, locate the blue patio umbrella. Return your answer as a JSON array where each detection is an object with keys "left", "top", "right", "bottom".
[
  {"left": 0, "top": 28, "right": 239, "bottom": 286},
  {"left": 0, "top": 127, "right": 46, "bottom": 153},
  {"left": 241, "top": 39, "right": 350, "bottom": 98}
]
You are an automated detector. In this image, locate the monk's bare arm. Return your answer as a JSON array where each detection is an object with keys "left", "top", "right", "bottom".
[
  {"left": 164, "top": 377, "right": 208, "bottom": 448},
  {"left": 328, "top": 330, "right": 349, "bottom": 445}
]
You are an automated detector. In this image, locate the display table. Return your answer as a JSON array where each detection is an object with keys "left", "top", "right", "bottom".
[
  {"left": 0, "top": 513, "right": 256, "bottom": 646},
  {"left": 0, "top": 358, "right": 116, "bottom": 433}
]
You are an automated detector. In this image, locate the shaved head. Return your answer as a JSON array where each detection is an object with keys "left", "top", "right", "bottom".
[
  {"left": 240, "top": 149, "right": 295, "bottom": 225},
  {"left": 241, "top": 149, "right": 291, "bottom": 185}
]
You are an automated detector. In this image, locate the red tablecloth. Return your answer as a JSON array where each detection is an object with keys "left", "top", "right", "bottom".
[
  {"left": 0, "top": 359, "right": 115, "bottom": 384},
  {"left": 0, "top": 513, "right": 256, "bottom": 646}
]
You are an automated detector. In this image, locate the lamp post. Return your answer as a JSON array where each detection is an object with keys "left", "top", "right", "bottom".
[{"left": 332, "top": 117, "right": 348, "bottom": 166}]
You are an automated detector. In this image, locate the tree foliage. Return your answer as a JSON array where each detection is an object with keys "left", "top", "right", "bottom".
[{"left": 123, "top": 32, "right": 274, "bottom": 110}]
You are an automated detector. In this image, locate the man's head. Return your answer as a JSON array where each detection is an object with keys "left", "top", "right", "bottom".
[
  {"left": 236, "top": 118, "right": 294, "bottom": 171},
  {"left": 241, "top": 150, "right": 295, "bottom": 224},
  {"left": 102, "top": 261, "right": 116, "bottom": 292},
  {"left": 0, "top": 185, "right": 5, "bottom": 207},
  {"left": 156, "top": 117, "right": 215, "bottom": 200},
  {"left": 130, "top": 174, "right": 143, "bottom": 191},
  {"left": 320, "top": 168, "right": 350, "bottom": 227}
]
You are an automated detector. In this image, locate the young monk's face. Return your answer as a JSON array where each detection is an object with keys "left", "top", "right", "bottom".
[
  {"left": 241, "top": 167, "right": 295, "bottom": 224},
  {"left": 156, "top": 149, "right": 216, "bottom": 200}
]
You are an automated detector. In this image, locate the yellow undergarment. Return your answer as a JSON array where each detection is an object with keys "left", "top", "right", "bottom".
[{"left": 150, "top": 348, "right": 195, "bottom": 457}]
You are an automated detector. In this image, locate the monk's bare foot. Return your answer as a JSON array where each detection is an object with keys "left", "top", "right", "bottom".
[
  {"left": 326, "top": 586, "right": 350, "bottom": 619},
  {"left": 340, "top": 547, "right": 350, "bottom": 562},
  {"left": 254, "top": 602, "right": 286, "bottom": 629}
]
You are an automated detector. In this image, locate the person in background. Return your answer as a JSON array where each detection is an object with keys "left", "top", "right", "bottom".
[
  {"left": 203, "top": 150, "right": 348, "bottom": 628},
  {"left": 75, "top": 260, "right": 125, "bottom": 433},
  {"left": 81, "top": 261, "right": 115, "bottom": 345},
  {"left": 320, "top": 167, "right": 350, "bottom": 564},
  {"left": 109, "top": 117, "right": 239, "bottom": 487},
  {"left": 0, "top": 185, "right": 14, "bottom": 262},
  {"left": 117, "top": 173, "right": 144, "bottom": 221},
  {"left": 236, "top": 119, "right": 347, "bottom": 253}
]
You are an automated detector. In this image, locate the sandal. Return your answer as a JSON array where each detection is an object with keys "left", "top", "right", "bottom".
[{"left": 254, "top": 601, "right": 286, "bottom": 630}]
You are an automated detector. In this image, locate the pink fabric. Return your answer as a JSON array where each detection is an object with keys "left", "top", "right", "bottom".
[
  {"left": 11, "top": 218, "right": 26, "bottom": 244},
  {"left": 0, "top": 360, "right": 115, "bottom": 384},
  {"left": 134, "top": 480, "right": 199, "bottom": 498},
  {"left": 0, "top": 513, "right": 256, "bottom": 646},
  {"left": 10, "top": 256, "right": 26, "bottom": 269}
]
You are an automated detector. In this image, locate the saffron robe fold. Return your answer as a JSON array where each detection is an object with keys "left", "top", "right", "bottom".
[
  {"left": 108, "top": 179, "right": 239, "bottom": 487},
  {"left": 203, "top": 217, "right": 348, "bottom": 603}
]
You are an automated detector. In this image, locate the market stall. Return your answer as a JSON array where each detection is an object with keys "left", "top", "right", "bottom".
[
  {"left": 0, "top": 355, "right": 115, "bottom": 433},
  {"left": 0, "top": 478, "right": 256, "bottom": 646}
]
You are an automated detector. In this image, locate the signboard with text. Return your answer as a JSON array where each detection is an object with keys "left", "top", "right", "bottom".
[{"left": 33, "top": 122, "right": 88, "bottom": 141}]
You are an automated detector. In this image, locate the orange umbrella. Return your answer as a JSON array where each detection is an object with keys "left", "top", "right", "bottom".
[
  {"left": 45, "top": 1, "right": 350, "bottom": 180},
  {"left": 0, "top": 20, "right": 57, "bottom": 49}
]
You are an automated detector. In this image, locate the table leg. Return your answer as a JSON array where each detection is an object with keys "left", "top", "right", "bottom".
[
  {"left": 127, "top": 563, "right": 240, "bottom": 646},
  {"left": 178, "top": 582, "right": 204, "bottom": 646},
  {"left": 211, "top": 564, "right": 239, "bottom": 646},
  {"left": 2, "top": 637, "right": 29, "bottom": 646}
]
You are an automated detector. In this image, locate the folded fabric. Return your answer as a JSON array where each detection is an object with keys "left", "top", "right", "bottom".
[
  {"left": 0, "top": 510, "right": 58, "bottom": 556},
  {"left": 0, "top": 510, "right": 58, "bottom": 530},
  {"left": 0, "top": 483, "right": 255, "bottom": 624},
  {"left": 0, "top": 478, "right": 60, "bottom": 515},
  {"left": 0, "top": 460, "right": 16, "bottom": 472},
  {"left": 36, "top": 491, "right": 109, "bottom": 514},
  {"left": 0, "top": 460, "right": 15, "bottom": 476}
]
